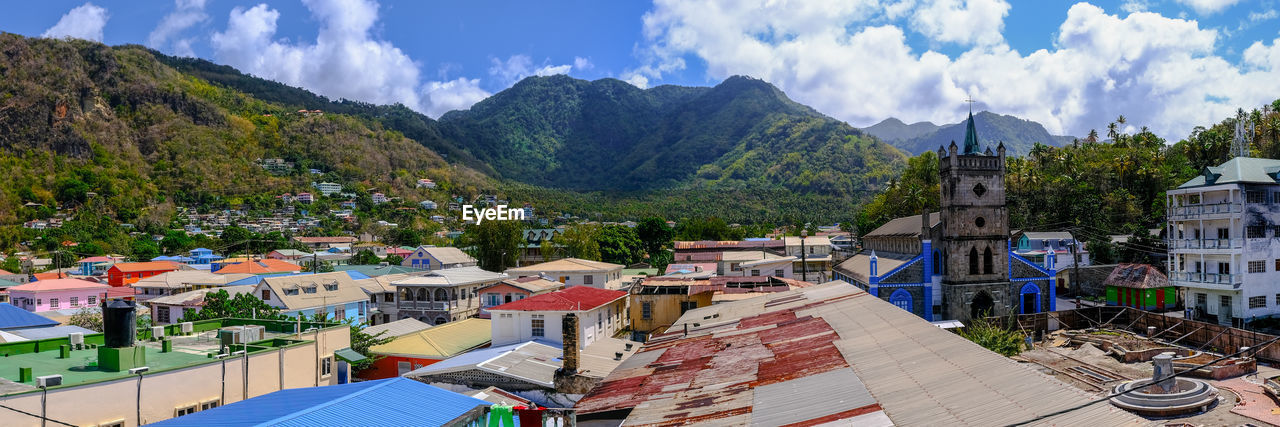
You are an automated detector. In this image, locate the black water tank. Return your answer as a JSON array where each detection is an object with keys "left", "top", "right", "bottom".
[{"left": 102, "top": 299, "right": 136, "bottom": 348}]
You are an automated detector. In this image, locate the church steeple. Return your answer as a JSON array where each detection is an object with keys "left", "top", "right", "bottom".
[{"left": 962, "top": 110, "right": 980, "bottom": 155}]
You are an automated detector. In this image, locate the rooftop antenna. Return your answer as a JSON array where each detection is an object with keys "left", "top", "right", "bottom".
[{"left": 1231, "top": 111, "right": 1254, "bottom": 158}]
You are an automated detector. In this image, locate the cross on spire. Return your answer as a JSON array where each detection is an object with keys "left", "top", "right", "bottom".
[{"left": 964, "top": 96, "right": 976, "bottom": 114}]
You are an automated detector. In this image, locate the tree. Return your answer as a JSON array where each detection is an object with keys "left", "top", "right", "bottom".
[
  {"left": 351, "top": 250, "right": 381, "bottom": 265},
  {"left": 219, "top": 226, "right": 254, "bottom": 254},
  {"left": 958, "top": 315, "right": 1025, "bottom": 357},
  {"left": 131, "top": 238, "right": 160, "bottom": 262},
  {"left": 182, "top": 289, "right": 284, "bottom": 321},
  {"left": 348, "top": 320, "right": 393, "bottom": 371},
  {"left": 160, "top": 230, "right": 192, "bottom": 254},
  {"left": 557, "top": 224, "right": 601, "bottom": 260},
  {"left": 636, "top": 217, "right": 673, "bottom": 261},
  {"left": 597, "top": 225, "right": 642, "bottom": 265},
  {"left": 383, "top": 254, "right": 404, "bottom": 265},
  {"left": 68, "top": 307, "right": 103, "bottom": 332},
  {"left": 460, "top": 220, "right": 524, "bottom": 271}
]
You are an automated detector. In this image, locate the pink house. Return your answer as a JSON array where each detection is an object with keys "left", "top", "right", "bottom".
[{"left": 8, "top": 278, "right": 110, "bottom": 312}]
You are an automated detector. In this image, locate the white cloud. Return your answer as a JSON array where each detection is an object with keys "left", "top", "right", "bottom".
[
  {"left": 210, "top": 0, "right": 489, "bottom": 118},
  {"left": 149, "top": 0, "right": 208, "bottom": 57},
  {"left": 909, "top": 0, "right": 1010, "bottom": 46},
  {"left": 42, "top": 3, "right": 109, "bottom": 42},
  {"left": 1120, "top": 0, "right": 1152, "bottom": 13},
  {"left": 1249, "top": 9, "right": 1278, "bottom": 22},
  {"left": 574, "top": 56, "right": 594, "bottom": 70},
  {"left": 1174, "top": 0, "right": 1243, "bottom": 15},
  {"left": 488, "top": 54, "right": 577, "bottom": 86},
  {"left": 630, "top": 0, "right": 1280, "bottom": 140}
]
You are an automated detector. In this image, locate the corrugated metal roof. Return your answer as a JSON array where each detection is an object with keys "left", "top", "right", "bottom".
[
  {"left": 505, "top": 258, "right": 623, "bottom": 274},
  {"left": 147, "top": 377, "right": 488, "bottom": 426},
  {"left": 864, "top": 212, "right": 940, "bottom": 238},
  {"left": 0, "top": 303, "right": 58, "bottom": 330},
  {"left": 7, "top": 325, "right": 96, "bottom": 340},
  {"left": 833, "top": 252, "right": 914, "bottom": 284},
  {"left": 361, "top": 318, "right": 433, "bottom": 338},
  {"left": 413, "top": 246, "right": 478, "bottom": 265},
  {"left": 1104, "top": 263, "right": 1170, "bottom": 289},
  {"left": 487, "top": 286, "right": 627, "bottom": 312},
  {"left": 573, "top": 282, "right": 1144, "bottom": 426},
  {"left": 369, "top": 318, "right": 491, "bottom": 359},
  {"left": 1178, "top": 156, "right": 1280, "bottom": 188}
]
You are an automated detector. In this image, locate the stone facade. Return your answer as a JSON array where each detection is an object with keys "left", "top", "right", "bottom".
[{"left": 937, "top": 132, "right": 1014, "bottom": 321}]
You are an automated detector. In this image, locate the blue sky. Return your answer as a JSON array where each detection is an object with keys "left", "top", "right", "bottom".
[{"left": 7, "top": 0, "right": 1280, "bottom": 140}]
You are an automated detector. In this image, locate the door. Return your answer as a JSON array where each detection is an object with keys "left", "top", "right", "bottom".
[
  {"left": 1022, "top": 292, "right": 1037, "bottom": 314},
  {"left": 1156, "top": 289, "right": 1165, "bottom": 310}
]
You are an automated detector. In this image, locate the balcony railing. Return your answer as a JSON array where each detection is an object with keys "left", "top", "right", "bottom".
[
  {"left": 1165, "top": 238, "right": 1243, "bottom": 250},
  {"left": 397, "top": 301, "right": 452, "bottom": 311},
  {"left": 1169, "top": 202, "right": 1242, "bottom": 219},
  {"left": 1170, "top": 271, "right": 1243, "bottom": 286}
]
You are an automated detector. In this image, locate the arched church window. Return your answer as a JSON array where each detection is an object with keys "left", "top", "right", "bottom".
[
  {"left": 968, "top": 247, "right": 978, "bottom": 275},
  {"left": 983, "top": 247, "right": 994, "bottom": 274}
]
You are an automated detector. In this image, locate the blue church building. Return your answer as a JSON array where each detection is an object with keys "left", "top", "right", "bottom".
[{"left": 834, "top": 112, "right": 1057, "bottom": 322}]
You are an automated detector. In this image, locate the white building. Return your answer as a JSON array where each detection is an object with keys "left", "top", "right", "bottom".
[
  {"left": 420, "top": 200, "right": 438, "bottom": 210},
  {"left": 504, "top": 258, "right": 625, "bottom": 289},
  {"left": 313, "top": 182, "right": 342, "bottom": 196},
  {"left": 402, "top": 246, "right": 478, "bottom": 270},
  {"left": 372, "top": 192, "right": 388, "bottom": 204},
  {"left": 487, "top": 286, "right": 628, "bottom": 349},
  {"left": 1166, "top": 157, "right": 1280, "bottom": 326}
]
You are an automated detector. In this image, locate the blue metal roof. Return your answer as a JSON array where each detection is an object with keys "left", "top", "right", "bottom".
[
  {"left": 225, "top": 271, "right": 371, "bottom": 287},
  {"left": 147, "top": 377, "right": 490, "bottom": 426},
  {"left": 0, "top": 303, "right": 59, "bottom": 330}
]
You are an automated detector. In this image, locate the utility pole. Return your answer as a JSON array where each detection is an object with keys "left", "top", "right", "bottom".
[
  {"left": 1070, "top": 240, "right": 1082, "bottom": 296},
  {"left": 800, "top": 229, "right": 808, "bottom": 282}
]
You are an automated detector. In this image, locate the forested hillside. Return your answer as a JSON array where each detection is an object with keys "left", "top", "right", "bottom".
[{"left": 864, "top": 111, "right": 1075, "bottom": 156}]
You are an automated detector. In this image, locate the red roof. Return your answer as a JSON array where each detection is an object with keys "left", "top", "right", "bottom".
[
  {"left": 10, "top": 278, "right": 110, "bottom": 292},
  {"left": 488, "top": 286, "right": 626, "bottom": 312},
  {"left": 107, "top": 286, "right": 140, "bottom": 298},
  {"left": 111, "top": 261, "right": 181, "bottom": 273},
  {"left": 0, "top": 269, "right": 12, "bottom": 275}
]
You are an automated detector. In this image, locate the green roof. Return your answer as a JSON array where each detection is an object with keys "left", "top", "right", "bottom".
[
  {"left": 335, "top": 347, "right": 368, "bottom": 363},
  {"left": 0, "top": 345, "right": 209, "bottom": 390},
  {"left": 334, "top": 264, "right": 421, "bottom": 277},
  {"left": 1178, "top": 157, "right": 1280, "bottom": 188}
]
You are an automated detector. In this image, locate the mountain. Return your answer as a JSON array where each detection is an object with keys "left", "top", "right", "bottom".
[
  {"left": 862, "top": 117, "right": 940, "bottom": 143},
  {"left": 863, "top": 111, "right": 1076, "bottom": 156},
  {"left": 436, "top": 75, "right": 906, "bottom": 195},
  {"left": 0, "top": 34, "right": 488, "bottom": 226}
]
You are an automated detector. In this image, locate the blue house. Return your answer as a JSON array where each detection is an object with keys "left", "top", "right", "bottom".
[
  {"left": 188, "top": 248, "right": 225, "bottom": 265},
  {"left": 148, "top": 377, "right": 492, "bottom": 426}
]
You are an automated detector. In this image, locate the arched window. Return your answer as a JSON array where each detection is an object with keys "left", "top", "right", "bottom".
[
  {"left": 400, "top": 288, "right": 412, "bottom": 301},
  {"left": 415, "top": 288, "right": 427, "bottom": 301},
  {"left": 889, "top": 288, "right": 913, "bottom": 312},
  {"left": 932, "top": 251, "right": 941, "bottom": 275},
  {"left": 968, "top": 247, "right": 979, "bottom": 274},
  {"left": 434, "top": 288, "right": 448, "bottom": 302},
  {"left": 983, "top": 247, "right": 994, "bottom": 274}
]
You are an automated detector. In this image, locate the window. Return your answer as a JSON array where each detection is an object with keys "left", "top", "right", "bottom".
[
  {"left": 1221, "top": 295, "right": 1232, "bottom": 306},
  {"left": 1248, "top": 226, "right": 1266, "bottom": 239},
  {"left": 1250, "top": 260, "right": 1267, "bottom": 273},
  {"left": 486, "top": 293, "right": 501, "bottom": 307},
  {"left": 558, "top": 276, "right": 567, "bottom": 283},
  {"left": 775, "top": 269, "right": 784, "bottom": 276},
  {"left": 1275, "top": 259, "right": 1280, "bottom": 272},
  {"left": 1250, "top": 296, "right": 1267, "bottom": 309},
  {"left": 324, "top": 283, "right": 338, "bottom": 291},
  {"left": 680, "top": 301, "right": 698, "bottom": 313},
  {"left": 982, "top": 247, "right": 993, "bottom": 275},
  {"left": 1218, "top": 228, "right": 1230, "bottom": 239},
  {"left": 320, "top": 356, "right": 333, "bottom": 377},
  {"left": 285, "top": 289, "right": 299, "bottom": 296},
  {"left": 531, "top": 315, "right": 545, "bottom": 337},
  {"left": 1248, "top": 191, "right": 1266, "bottom": 204},
  {"left": 1275, "top": 294, "right": 1280, "bottom": 306},
  {"left": 156, "top": 307, "right": 170, "bottom": 323},
  {"left": 583, "top": 275, "right": 594, "bottom": 285},
  {"left": 1196, "top": 293, "right": 1207, "bottom": 306},
  {"left": 358, "top": 303, "right": 366, "bottom": 317},
  {"left": 972, "top": 183, "right": 987, "bottom": 196},
  {"left": 69, "top": 296, "right": 77, "bottom": 307},
  {"left": 200, "top": 400, "right": 220, "bottom": 411},
  {"left": 398, "top": 361, "right": 412, "bottom": 375},
  {"left": 598, "top": 313, "right": 603, "bottom": 329},
  {"left": 809, "top": 246, "right": 815, "bottom": 254},
  {"left": 175, "top": 405, "right": 197, "bottom": 417},
  {"left": 50, "top": 298, "right": 59, "bottom": 309},
  {"left": 751, "top": 269, "right": 760, "bottom": 276},
  {"left": 262, "top": 290, "right": 271, "bottom": 300},
  {"left": 1218, "top": 262, "right": 1231, "bottom": 274},
  {"left": 642, "top": 302, "right": 653, "bottom": 320},
  {"left": 968, "top": 247, "right": 979, "bottom": 274},
  {"left": 88, "top": 296, "right": 96, "bottom": 305},
  {"left": 369, "top": 295, "right": 377, "bottom": 304},
  {"left": 303, "top": 286, "right": 317, "bottom": 294},
  {"left": 975, "top": 217, "right": 986, "bottom": 227},
  {"left": 99, "top": 420, "right": 125, "bottom": 427}
]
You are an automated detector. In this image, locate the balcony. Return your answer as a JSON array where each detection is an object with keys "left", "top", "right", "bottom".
[
  {"left": 1165, "top": 238, "right": 1243, "bottom": 250},
  {"left": 1170, "top": 272, "right": 1242, "bottom": 288},
  {"left": 397, "top": 301, "right": 452, "bottom": 311},
  {"left": 1168, "top": 202, "right": 1242, "bottom": 220}
]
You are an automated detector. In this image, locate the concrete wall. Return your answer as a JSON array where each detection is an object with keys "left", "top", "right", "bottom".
[
  {"left": 0, "top": 327, "right": 348, "bottom": 427},
  {"left": 491, "top": 300, "right": 627, "bottom": 349},
  {"left": 9, "top": 289, "right": 103, "bottom": 312},
  {"left": 630, "top": 292, "right": 713, "bottom": 335}
]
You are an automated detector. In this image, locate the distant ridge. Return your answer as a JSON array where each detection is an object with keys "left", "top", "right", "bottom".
[{"left": 863, "top": 111, "right": 1076, "bottom": 156}]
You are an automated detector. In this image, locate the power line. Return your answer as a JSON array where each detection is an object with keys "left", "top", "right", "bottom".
[{"left": 0, "top": 402, "right": 77, "bottom": 427}]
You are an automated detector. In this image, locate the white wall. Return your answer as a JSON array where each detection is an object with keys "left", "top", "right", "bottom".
[{"left": 489, "top": 299, "right": 626, "bottom": 349}]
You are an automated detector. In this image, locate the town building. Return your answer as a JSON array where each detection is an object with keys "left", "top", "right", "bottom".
[
  {"left": 504, "top": 258, "right": 625, "bottom": 290},
  {"left": 392, "top": 266, "right": 507, "bottom": 324},
  {"left": 518, "top": 228, "right": 563, "bottom": 264},
  {"left": 0, "top": 302, "right": 59, "bottom": 331},
  {"left": 292, "top": 236, "right": 356, "bottom": 250},
  {"left": 783, "top": 235, "right": 833, "bottom": 281},
  {"left": 147, "top": 377, "right": 491, "bottom": 426},
  {"left": 296, "top": 192, "right": 314, "bottom": 203},
  {"left": 672, "top": 239, "right": 784, "bottom": 261},
  {"left": 1105, "top": 263, "right": 1176, "bottom": 311},
  {"left": 186, "top": 248, "right": 224, "bottom": 265},
  {"left": 1165, "top": 156, "right": 1280, "bottom": 326},
  {"left": 572, "top": 281, "right": 1142, "bottom": 426},
  {"left": 371, "top": 192, "right": 387, "bottom": 204},
  {"left": 9, "top": 278, "right": 109, "bottom": 312},
  {"left": 416, "top": 178, "right": 437, "bottom": 189},
  {"left": 488, "top": 286, "right": 628, "bottom": 349},
  {"left": 420, "top": 200, "right": 438, "bottom": 210},
  {"left": 76, "top": 256, "right": 120, "bottom": 276},
  {"left": 401, "top": 246, "right": 478, "bottom": 270},
  {"left": 131, "top": 271, "right": 255, "bottom": 301},
  {"left": 477, "top": 276, "right": 564, "bottom": 318},
  {"left": 265, "top": 249, "right": 311, "bottom": 261},
  {"left": 716, "top": 251, "right": 789, "bottom": 276},
  {"left": 0, "top": 312, "right": 350, "bottom": 426},
  {"left": 107, "top": 261, "right": 186, "bottom": 287},
  {"left": 254, "top": 272, "right": 370, "bottom": 323},
  {"left": 1013, "top": 231, "right": 1090, "bottom": 267},
  {"left": 363, "top": 318, "right": 492, "bottom": 379},
  {"left": 629, "top": 278, "right": 715, "bottom": 340},
  {"left": 146, "top": 287, "right": 254, "bottom": 325},
  {"left": 313, "top": 181, "right": 342, "bottom": 196},
  {"left": 833, "top": 113, "right": 1057, "bottom": 322},
  {"left": 354, "top": 273, "right": 419, "bottom": 325},
  {"left": 212, "top": 259, "right": 304, "bottom": 275}
]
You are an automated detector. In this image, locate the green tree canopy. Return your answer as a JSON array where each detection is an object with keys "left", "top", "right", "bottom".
[{"left": 597, "top": 225, "right": 642, "bottom": 265}]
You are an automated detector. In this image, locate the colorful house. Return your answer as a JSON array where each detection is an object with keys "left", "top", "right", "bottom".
[
  {"left": 476, "top": 276, "right": 563, "bottom": 318},
  {"left": 107, "top": 261, "right": 184, "bottom": 287},
  {"left": 362, "top": 318, "right": 491, "bottom": 380},
  {"left": 487, "top": 286, "right": 628, "bottom": 349},
  {"left": 188, "top": 248, "right": 224, "bottom": 265},
  {"left": 401, "top": 246, "right": 477, "bottom": 270},
  {"left": 214, "top": 259, "right": 304, "bottom": 275},
  {"left": 8, "top": 278, "right": 109, "bottom": 312},
  {"left": 75, "top": 256, "right": 119, "bottom": 276},
  {"left": 1105, "top": 264, "right": 1176, "bottom": 311}
]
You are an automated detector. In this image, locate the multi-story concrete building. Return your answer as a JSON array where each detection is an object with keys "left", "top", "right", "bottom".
[
  {"left": 1165, "top": 157, "right": 1280, "bottom": 326},
  {"left": 392, "top": 266, "right": 508, "bottom": 325},
  {"left": 313, "top": 182, "right": 342, "bottom": 196}
]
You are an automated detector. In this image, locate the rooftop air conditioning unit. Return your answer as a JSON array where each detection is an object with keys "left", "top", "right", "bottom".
[
  {"left": 68, "top": 333, "right": 84, "bottom": 347},
  {"left": 152, "top": 326, "right": 165, "bottom": 339},
  {"left": 36, "top": 375, "right": 62, "bottom": 388},
  {"left": 180, "top": 322, "right": 193, "bottom": 334}
]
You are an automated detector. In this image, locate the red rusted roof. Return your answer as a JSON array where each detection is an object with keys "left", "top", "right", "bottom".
[
  {"left": 673, "top": 240, "right": 783, "bottom": 250},
  {"left": 1104, "top": 263, "right": 1170, "bottom": 289},
  {"left": 487, "top": 286, "right": 626, "bottom": 312}
]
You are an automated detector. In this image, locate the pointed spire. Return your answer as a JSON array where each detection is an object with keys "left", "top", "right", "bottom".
[{"left": 962, "top": 110, "right": 980, "bottom": 155}]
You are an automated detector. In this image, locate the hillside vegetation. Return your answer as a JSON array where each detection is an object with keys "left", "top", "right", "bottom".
[{"left": 864, "top": 111, "right": 1075, "bottom": 156}]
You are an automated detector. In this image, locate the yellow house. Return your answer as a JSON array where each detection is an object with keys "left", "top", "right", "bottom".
[{"left": 629, "top": 278, "right": 714, "bottom": 340}]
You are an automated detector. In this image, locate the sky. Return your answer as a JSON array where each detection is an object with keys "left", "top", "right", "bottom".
[{"left": 6, "top": 0, "right": 1280, "bottom": 141}]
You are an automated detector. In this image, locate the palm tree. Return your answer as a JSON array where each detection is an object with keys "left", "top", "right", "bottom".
[
  {"left": 1086, "top": 129, "right": 1099, "bottom": 145},
  {"left": 1106, "top": 122, "right": 1118, "bottom": 142}
]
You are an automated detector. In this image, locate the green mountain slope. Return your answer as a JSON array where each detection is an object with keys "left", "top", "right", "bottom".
[
  {"left": 0, "top": 34, "right": 487, "bottom": 225},
  {"left": 865, "top": 111, "right": 1076, "bottom": 156}
]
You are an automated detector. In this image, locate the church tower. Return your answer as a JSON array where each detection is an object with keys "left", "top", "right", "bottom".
[{"left": 937, "top": 111, "right": 1011, "bottom": 321}]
